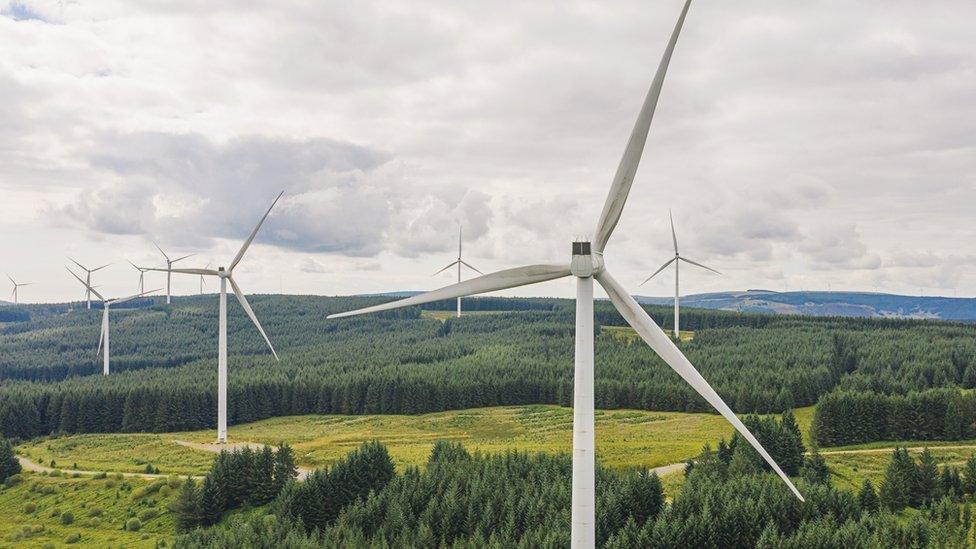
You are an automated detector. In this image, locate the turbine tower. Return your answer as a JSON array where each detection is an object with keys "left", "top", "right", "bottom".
[
  {"left": 147, "top": 192, "right": 282, "bottom": 443},
  {"left": 6, "top": 275, "right": 31, "bottom": 304},
  {"left": 328, "top": 2, "right": 801, "bottom": 547},
  {"left": 127, "top": 260, "right": 150, "bottom": 294},
  {"left": 432, "top": 224, "right": 483, "bottom": 317},
  {"left": 68, "top": 259, "right": 110, "bottom": 309},
  {"left": 67, "top": 268, "right": 158, "bottom": 375},
  {"left": 640, "top": 210, "right": 720, "bottom": 339},
  {"left": 199, "top": 262, "right": 211, "bottom": 295},
  {"left": 152, "top": 242, "right": 194, "bottom": 304}
]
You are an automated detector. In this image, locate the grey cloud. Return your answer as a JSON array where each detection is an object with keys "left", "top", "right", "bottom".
[{"left": 799, "top": 224, "right": 882, "bottom": 271}]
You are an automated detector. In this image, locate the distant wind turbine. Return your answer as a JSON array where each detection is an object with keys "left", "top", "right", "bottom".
[
  {"left": 328, "top": 2, "right": 801, "bottom": 546},
  {"left": 152, "top": 242, "right": 194, "bottom": 304},
  {"left": 6, "top": 275, "right": 31, "bottom": 304},
  {"left": 639, "top": 210, "right": 720, "bottom": 339},
  {"left": 432, "top": 224, "right": 483, "bottom": 317},
  {"left": 127, "top": 260, "right": 150, "bottom": 294},
  {"left": 199, "top": 262, "right": 211, "bottom": 295},
  {"left": 147, "top": 192, "right": 283, "bottom": 443},
  {"left": 66, "top": 268, "right": 159, "bottom": 375},
  {"left": 68, "top": 258, "right": 110, "bottom": 309}
]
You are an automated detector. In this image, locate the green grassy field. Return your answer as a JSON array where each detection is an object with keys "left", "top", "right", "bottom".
[
  {"left": 21, "top": 405, "right": 814, "bottom": 478},
  {"left": 420, "top": 310, "right": 506, "bottom": 322},
  {"left": 0, "top": 472, "right": 179, "bottom": 548},
  {"left": 602, "top": 325, "right": 694, "bottom": 343}
]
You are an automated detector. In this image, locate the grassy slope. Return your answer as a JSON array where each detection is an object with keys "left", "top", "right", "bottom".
[
  {"left": 22, "top": 405, "right": 816, "bottom": 478},
  {"left": 0, "top": 473, "right": 177, "bottom": 548}
]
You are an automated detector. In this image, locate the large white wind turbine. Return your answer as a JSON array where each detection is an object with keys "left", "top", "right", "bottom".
[
  {"left": 432, "top": 224, "right": 483, "bottom": 317},
  {"left": 328, "top": 2, "right": 802, "bottom": 547},
  {"left": 67, "top": 268, "right": 158, "bottom": 375},
  {"left": 640, "top": 210, "right": 720, "bottom": 339},
  {"left": 68, "top": 259, "right": 110, "bottom": 309},
  {"left": 152, "top": 242, "right": 194, "bottom": 304},
  {"left": 147, "top": 192, "right": 282, "bottom": 443},
  {"left": 6, "top": 275, "right": 31, "bottom": 304}
]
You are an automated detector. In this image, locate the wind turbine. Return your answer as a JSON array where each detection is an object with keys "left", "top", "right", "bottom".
[
  {"left": 640, "top": 210, "right": 720, "bottom": 339},
  {"left": 432, "top": 224, "right": 483, "bottom": 317},
  {"left": 127, "top": 260, "right": 150, "bottom": 294},
  {"left": 152, "top": 242, "right": 194, "bottom": 304},
  {"left": 199, "top": 262, "right": 211, "bottom": 295},
  {"left": 66, "top": 268, "right": 158, "bottom": 375},
  {"left": 328, "top": 2, "right": 802, "bottom": 546},
  {"left": 6, "top": 275, "right": 31, "bottom": 304},
  {"left": 147, "top": 192, "right": 282, "bottom": 443},
  {"left": 68, "top": 259, "right": 110, "bottom": 309}
]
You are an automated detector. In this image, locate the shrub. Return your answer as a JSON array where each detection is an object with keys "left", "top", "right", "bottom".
[
  {"left": 140, "top": 509, "right": 158, "bottom": 521},
  {"left": 159, "top": 485, "right": 172, "bottom": 497},
  {"left": 105, "top": 479, "right": 116, "bottom": 488},
  {"left": 4, "top": 473, "right": 23, "bottom": 487},
  {"left": 87, "top": 517, "right": 100, "bottom": 527},
  {"left": 42, "top": 543, "right": 55, "bottom": 549},
  {"left": 50, "top": 508, "right": 61, "bottom": 518},
  {"left": 87, "top": 507, "right": 103, "bottom": 517},
  {"left": 64, "top": 532, "right": 81, "bottom": 544},
  {"left": 60, "top": 511, "right": 74, "bottom": 525},
  {"left": 23, "top": 502, "right": 37, "bottom": 514},
  {"left": 31, "top": 524, "right": 44, "bottom": 534},
  {"left": 94, "top": 472, "right": 107, "bottom": 479},
  {"left": 115, "top": 473, "right": 124, "bottom": 480},
  {"left": 167, "top": 475, "right": 182, "bottom": 489},
  {"left": 126, "top": 518, "right": 142, "bottom": 532}
]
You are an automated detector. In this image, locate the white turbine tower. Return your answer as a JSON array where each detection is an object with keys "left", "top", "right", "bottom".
[
  {"left": 68, "top": 259, "right": 110, "bottom": 309},
  {"left": 152, "top": 242, "right": 194, "bottom": 305},
  {"left": 67, "top": 268, "right": 158, "bottom": 375},
  {"left": 6, "top": 275, "right": 31, "bottom": 304},
  {"left": 328, "top": 2, "right": 802, "bottom": 546},
  {"left": 199, "top": 262, "right": 211, "bottom": 295},
  {"left": 128, "top": 260, "right": 150, "bottom": 294},
  {"left": 147, "top": 192, "right": 282, "bottom": 443},
  {"left": 432, "top": 224, "right": 483, "bottom": 317},
  {"left": 640, "top": 210, "right": 720, "bottom": 339}
]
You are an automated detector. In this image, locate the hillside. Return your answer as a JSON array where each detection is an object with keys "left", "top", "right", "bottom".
[{"left": 634, "top": 289, "right": 976, "bottom": 321}]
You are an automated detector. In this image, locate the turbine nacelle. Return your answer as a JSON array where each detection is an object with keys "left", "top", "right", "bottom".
[{"left": 570, "top": 241, "right": 604, "bottom": 278}]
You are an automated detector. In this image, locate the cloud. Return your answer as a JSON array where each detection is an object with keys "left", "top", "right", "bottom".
[
  {"left": 1, "top": 0, "right": 55, "bottom": 22},
  {"left": 799, "top": 224, "right": 882, "bottom": 271}
]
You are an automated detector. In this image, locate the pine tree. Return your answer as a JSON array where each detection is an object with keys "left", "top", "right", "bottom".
[
  {"left": 880, "top": 447, "right": 916, "bottom": 511},
  {"left": 254, "top": 445, "right": 277, "bottom": 504},
  {"left": 779, "top": 409, "right": 806, "bottom": 476},
  {"left": 273, "top": 443, "right": 299, "bottom": 494},
  {"left": 171, "top": 476, "right": 202, "bottom": 533},
  {"left": 800, "top": 446, "right": 830, "bottom": 485},
  {"left": 916, "top": 448, "right": 941, "bottom": 507},
  {"left": 0, "top": 437, "right": 20, "bottom": 481},
  {"left": 857, "top": 479, "right": 879, "bottom": 513},
  {"left": 199, "top": 474, "right": 224, "bottom": 526},
  {"left": 963, "top": 455, "right": 976, "bottom": 496}
]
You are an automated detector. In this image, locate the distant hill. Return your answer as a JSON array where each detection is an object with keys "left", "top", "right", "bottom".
[{"left": 634, "top": 290, "right": 976, "bottom": 321}]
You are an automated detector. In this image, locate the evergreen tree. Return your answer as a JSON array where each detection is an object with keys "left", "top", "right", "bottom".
[
  {"left": 800, "top": 446, "right": 830, "bottom": 485},
  {"left": 857, "top": 479, "right": 879, "bottom": 513},
  {"left": 254, "top": 445, "right": 277, "bottom": 504},
  {"left": 963, "top": 455, "right": 976, "bottom": 495},
  {"left": 273, "top": 442, "right": 299, "bottom": 494},
  {"left": 916, "top": 448, "right": 941, "bottom": 506},
  {"left": 171, "top": 476, "right": 202, "bottom": 533},
  {"left": 0, "top": 437, "right": 20, "bottom": 481},
  {"left": 199, "top": 474, "right": 224, "bottom": 526},
  {"left": 880, "top": 447, "right": 916, "bottom": 511}
]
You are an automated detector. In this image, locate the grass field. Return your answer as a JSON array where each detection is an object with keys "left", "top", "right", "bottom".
[
  {"left": 21, "top": 405, "right": 814, "bottom": 478},
  {"left": 602, "top": 325, "right": 694, "bottom": 343},
  {"left": 0, "top": 472, "right": 178, "bottom": 548},
  {"left": 421, "top": 310, "right": 506, "bottom": 322}
]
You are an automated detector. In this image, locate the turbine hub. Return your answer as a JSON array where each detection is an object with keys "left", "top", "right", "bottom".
[
  {"left": 570, "top": 241, "right": 603, "bottom": 277},
  {"left": 218, "top": 267, "right": 229, "bottom": 278}
]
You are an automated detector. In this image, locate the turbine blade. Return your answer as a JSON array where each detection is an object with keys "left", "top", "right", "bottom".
[
  {"left": 110, "top": 288, "right": 161, "bottom": 306},
  {"left": 670, "top": 210, "right": 678, "bottom": 255},
  {"left": 458, "top": 224, "right": 463, "bottom": 258},
  {"left": 592, "top": 0, "right": 692, "bottom": 253},
  {"left": 459, "top": 259, "right": 484, "bottom": 275},
  {"left": 639, "top": 257, "right": 677, "bottom": 286},
  {"left": 5, "top": 274, "right": 14, "bottom": 285},
  {"left": 432, "top": 260, "right": 460, "bottom": 277},
  {"left": 68, "top": 257, "right": 88, "bottom": 272},
  {"left": 596, "top": 269, "right": 804, "bottom": 501},
  {"left": 229, "top": 276, "right": 279, "bottom": 360},
  {"left": 172, "top": 254, "right": 195, "bottom": 263},
  {"left": 96, "top": 319, "right": 104, "bottom": 357},
  {"left": 145, "top": 267, "right": 220, "bottom": 276},
  {"left": 230, "top": 191, "right": 284, "bottom": 271},
  {"left": 329, "top": 264, "right": 572, "bottom": 319},
  {"left": 153, "top": 241, "right": 170, "bottom": 261},
  {"left": 66, "top": 267, "right": 106, "bottom": 301},
  {"left": 679, "top": 256, "right": 721, "bottom": 275},
  {"left": 91, "top": 263, "right": 111, "bottom": 272}
]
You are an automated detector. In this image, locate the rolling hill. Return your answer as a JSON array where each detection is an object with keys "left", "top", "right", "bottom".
[{"left": 634, "top": 289, "right": 976, "bottom": 321}]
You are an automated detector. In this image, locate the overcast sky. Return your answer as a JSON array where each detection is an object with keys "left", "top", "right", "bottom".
[{"left": 2, "top": 0, "right": 974, "bottom": 303}]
